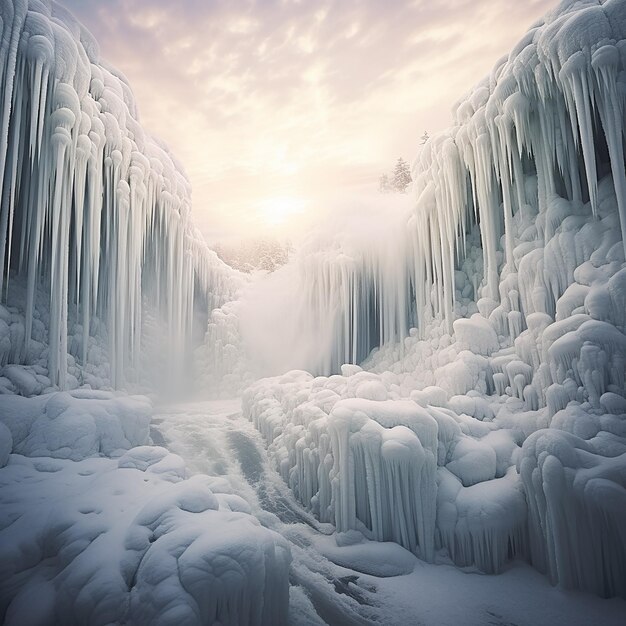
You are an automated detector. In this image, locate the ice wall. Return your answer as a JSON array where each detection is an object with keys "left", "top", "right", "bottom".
[
  {"left": 0, "top": 0, "right": 234, "bottom": 391},
  {"left": 270, "top": 0, "right": 626, "bottom": 378},
  {"left": 244, "top": 0, "right": 626, "bottom": 599},
  {"left": 410, "top": 0, "right": 626, "bottom": 333}
]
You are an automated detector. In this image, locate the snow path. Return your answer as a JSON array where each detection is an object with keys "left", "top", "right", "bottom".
[{"left": 151, "top": 400, "right": 626, "bottom": 626}]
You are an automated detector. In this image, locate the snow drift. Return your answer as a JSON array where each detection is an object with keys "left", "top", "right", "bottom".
[{"left": 0, "top": 449, "right": 291, "bottom": 625}]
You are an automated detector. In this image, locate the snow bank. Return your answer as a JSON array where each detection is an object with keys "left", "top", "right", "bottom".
[
  {"left": 311, "top": 531, "right": 418, "bottom": 578},
  {"left": 0, "top": 450, "right": 291, "bottom": 625},
  {"left": 0, "top": 390, "right": 151, "bottom": 460}
]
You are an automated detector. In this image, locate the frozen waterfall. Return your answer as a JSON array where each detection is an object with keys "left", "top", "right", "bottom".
[
  {"left": 0, "top": 0, "right": 235, "bottom": 391},
  {"left": 241, "top": 0, "right": 626, "bottom": 601}
]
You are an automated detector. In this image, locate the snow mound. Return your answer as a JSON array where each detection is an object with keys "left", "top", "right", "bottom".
[
  {"left": 0, "top": 391, "right": 151, "bottom": 460},
  {"left": 0, "top": 451, "right": 291, "bottom": 625},
  {"left": 312, "top": 532, "right": 418, "bottom": 577}
]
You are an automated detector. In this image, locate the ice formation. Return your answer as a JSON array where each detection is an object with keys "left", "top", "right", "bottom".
[
  {"left": 0, "top": 4, "right": 290, "bottom": 624},
  {"left": 242, "top": 0, "right": 626, "bottom": 600},
  {"left": 0, "top": 0, "right": 235, "bottom": 393},
  {"left": 243, "top": 368, "right": 528, "bottom": 575},
  {"left": 1, "top": 0, "right": 626, "bottom": 620},
  {"left": 293, "top": 214, "right": 412, "bottom": 374}
]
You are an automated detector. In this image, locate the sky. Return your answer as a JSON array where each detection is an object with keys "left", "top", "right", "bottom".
[{"left": 61, "top": 0, "right": 555, "bottom": 245}]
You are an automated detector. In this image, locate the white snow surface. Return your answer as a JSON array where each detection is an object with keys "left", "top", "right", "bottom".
[
  {"left": 0, "top": 389, "right": 151, "bottom": 460},
  {"left": 0, "top": 386, "right": 623, "bottom": 625},
  {"left": 0, "top": 447, "right": 291, "bottom": 625},
  {"left": 1, "top": 0, "right": 626, "bottom": 622},
  {"left": 130, "top": 400, "right": 626, "bottom": 626}
]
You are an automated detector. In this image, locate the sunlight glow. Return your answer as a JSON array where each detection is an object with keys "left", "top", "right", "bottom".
[
  {"left": 257, "top": 196, "right": 306, "bottom": 226},
  {"left": 65, "top": 0, "right": 558, "bottom": 243}
]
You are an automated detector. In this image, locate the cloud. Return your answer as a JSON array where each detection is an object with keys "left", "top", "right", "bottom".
[{"left": 60, "top": 0, "right": 555, "bottom": 243}]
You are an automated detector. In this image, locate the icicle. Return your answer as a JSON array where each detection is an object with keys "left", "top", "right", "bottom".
[
  {"left": 560, "top": 54, "right": 599, "bottom": 214},
  {"left": 592, "top": 44, "right": 626, "bottom": 258}
]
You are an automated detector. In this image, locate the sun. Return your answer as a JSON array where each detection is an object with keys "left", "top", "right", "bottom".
[{"left": 258, "top": 196, "right": 306, "bottom": 226}]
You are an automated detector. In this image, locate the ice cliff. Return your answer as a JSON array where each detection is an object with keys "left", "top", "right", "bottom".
[
  {"left": 242, "top": 0, "right": 626, "bottom": 599},
  {"left": 0, "top": 0, "right": 236, "bottom": 393}
]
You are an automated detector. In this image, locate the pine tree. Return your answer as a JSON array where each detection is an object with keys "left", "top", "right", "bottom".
[
  {"left": 378, "top": 173, "right": 392, "bottom": 193},
  {"left": 392, "top": 158, "right": 412, "bottom": 193}
]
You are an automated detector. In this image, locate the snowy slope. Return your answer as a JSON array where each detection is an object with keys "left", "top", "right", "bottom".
[
  {"left": 243, "top": 0, "right": 626, "bottom": 600},
  {"left": 0, "top": 0, "right": 237, "bottom": 393}
]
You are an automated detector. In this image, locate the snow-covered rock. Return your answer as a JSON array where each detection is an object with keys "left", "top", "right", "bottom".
[
  {"left": 0, "top": 452, "right": 291, "bottom": 625},
  {"left": 0, "top": 391, "right": 151, "bottom": 460}
]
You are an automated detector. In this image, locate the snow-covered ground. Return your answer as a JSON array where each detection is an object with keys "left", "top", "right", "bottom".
[
  {"left": 0, "top": 395, "right": 291, "bottom": 625},
  {"left": 1, "top": 396, "right": 624, "bottom": 624},
  {"left": 151, "top": 400, "right": 626, "bottom": 626}
]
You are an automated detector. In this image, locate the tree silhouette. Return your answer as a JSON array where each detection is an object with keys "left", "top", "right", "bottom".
[
  {"left": 378, "top": 158, "right": 412, "bottom": 193},
  {"left": 392, "top": 157, "right": 412, "bottom": 193},
  {"left": 378, "top": 173, "right": 392, "bottom": 193}
]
